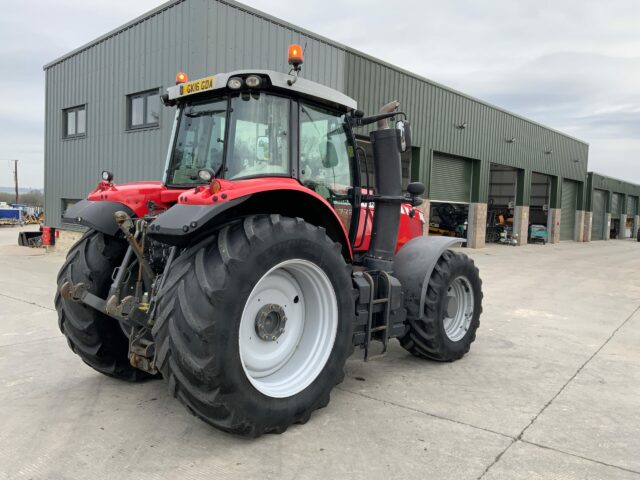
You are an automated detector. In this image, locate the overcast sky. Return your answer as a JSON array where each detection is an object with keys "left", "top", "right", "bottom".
[{"left": 1, "top": 0, "right": 638, "bottom": 189}]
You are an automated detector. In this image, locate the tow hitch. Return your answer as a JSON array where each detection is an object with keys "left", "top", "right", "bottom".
[{"left": 58, "top": 210, "right": 177, "bottom": 375}]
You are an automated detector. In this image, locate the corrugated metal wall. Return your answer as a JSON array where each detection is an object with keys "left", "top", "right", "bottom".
[
  {"left": 627, "top": 196, "right": 638, "bottom": 217},
  {"left": 342, "top": 51, "right": 589, "bottom": 204},
  {"left": 611, "top": 193, "right": 622, "bottom": 218},
  {"left": 560, "top": 180, "right": 578, "bottom": 240},
  {"left": 44, "top": 0, "right": 345, "bottom": 228},
  {"left": 44, "top": 0, "right": 590, "bottom": 228},
  {"left": 430, "top": 153, "right": 472, "bottom": 203},
  {"left": 591, "top": 189, "right": 607, "bottom": 240},
  {"left": 489, "top": 164, "right": 517, "bottom": 207},
  {"left": 530, "top": 172, "right": 550, "bottom": 207},
  {"left": 586, "top": 172, "right": 640, "bottom": 215}
]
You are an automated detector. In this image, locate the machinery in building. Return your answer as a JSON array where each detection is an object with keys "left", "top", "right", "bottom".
[
  {"left": 528, "top": 224, "right": 548, "bottom": 244},
  {"left": 428, "top": 202, "right": 468, "bottom": 238},
  {"left": 486, "top": 206, "right": 515, "bottom": 244},
  {"left": 56, "top": 46, "right": 483, "bottom": 437}
]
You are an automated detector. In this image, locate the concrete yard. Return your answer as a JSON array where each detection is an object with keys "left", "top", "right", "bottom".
[{"left": 1, "top": 225, "right": 639, "bottom": 480}]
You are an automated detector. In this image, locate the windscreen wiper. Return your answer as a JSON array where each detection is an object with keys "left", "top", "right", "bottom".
[{"left": 185, "top": 109, "right": 227, "bottom": 118}]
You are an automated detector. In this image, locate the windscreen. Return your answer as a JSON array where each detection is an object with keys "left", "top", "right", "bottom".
[
  {"left": 167, "top": 93, "right": 290, "bottom": 185},
  {"left": 168, "top": 98, "right": 227, "bottom": 185}
]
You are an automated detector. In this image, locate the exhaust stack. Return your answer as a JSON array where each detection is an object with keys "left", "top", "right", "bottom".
[{"left": 363, "top": 101, "right": 404, "bottom": 272}]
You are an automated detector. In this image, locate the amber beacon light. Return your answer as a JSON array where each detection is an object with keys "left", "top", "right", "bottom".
[
  {"left": 175, "top": 71, "right": 188, "bottom": 84},
  {"left": 288, "top": 44, "right": 304, "bottom": 68}
]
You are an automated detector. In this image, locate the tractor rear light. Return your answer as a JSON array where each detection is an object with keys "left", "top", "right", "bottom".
[
  {"left": 288, "top": 44, "right": 304, "bottom": 68},
  {"left": 227, "top": 77, "right": 243, "bottom": 90},
  {"left": 176, "top": 72, "right": 188, "bottom": 84},
  {"left": 210, "top": 180, "right": 222, "bottom": 194},
  {"left": 245, "top": 75, "right": 261, "bottom": 88}
]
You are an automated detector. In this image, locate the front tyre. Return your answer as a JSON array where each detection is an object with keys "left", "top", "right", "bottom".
[
  {"left": 400, "top": 250, "right": 482, "bottom": 361},
  {"left": 152, "top": 215, "right": 354, "bottom": 437}
]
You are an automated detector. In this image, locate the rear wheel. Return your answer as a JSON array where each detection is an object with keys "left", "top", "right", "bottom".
[
  {"left": 55, "top": 230, "right": 154, "bottom": 381},
  {"left": 400, "top": 250, "right": 482, "bottom": 361},
  {"left": 152, "top": 215, "right": 354, "bottom": 436}
]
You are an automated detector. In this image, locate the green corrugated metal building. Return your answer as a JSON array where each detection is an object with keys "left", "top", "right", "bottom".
[
  {"left": 586, "top": 172, "right": 640, "bottom": 240},
  {"left": 45, "top": 0, "right": 636, "bottom": 248}
]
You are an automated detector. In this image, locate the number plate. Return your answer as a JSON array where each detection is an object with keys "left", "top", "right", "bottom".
[{"left": 179, "top": 77, "right": 215, "bottom": 96}]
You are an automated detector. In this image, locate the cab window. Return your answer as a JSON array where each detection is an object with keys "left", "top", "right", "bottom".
[
  {"left": 299, "top": 103, "right": 353, "bottom": 205},
  {"left": 169, "top": 98, "right": 226, "bottom": 185},
  {"left": 226, "top": 94, "right": 290, "bottom": 180}
]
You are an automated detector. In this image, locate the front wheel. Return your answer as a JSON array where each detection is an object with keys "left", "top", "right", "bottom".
[
  {"left": 152, "top": 215, "right": 354, "bottom": 436},
  {"left": 400, "top": 250, "right": 482, "bottom": 361}
]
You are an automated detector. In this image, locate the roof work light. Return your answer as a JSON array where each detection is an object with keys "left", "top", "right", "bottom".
[{"left": 245, "top": 75, "right": 261, "bottom": 88}]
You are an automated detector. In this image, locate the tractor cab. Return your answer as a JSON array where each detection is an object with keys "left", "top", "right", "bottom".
[{"left": 161, "top": 68, "right": 360, "bottom": 236}]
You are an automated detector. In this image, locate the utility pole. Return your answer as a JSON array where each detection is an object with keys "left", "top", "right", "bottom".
[{"left": 12, "top": 159, "right": 19, "bottom": 204}]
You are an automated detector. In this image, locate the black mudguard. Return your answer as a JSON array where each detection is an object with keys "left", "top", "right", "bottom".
[
  {"left": 393, "top": 236, "right": 466, "bottom": 320},
  {"left": 62, "top": 199, "right": 135, "bottom": 236},
  {"left": 146, "top": 197, "right": 247, "bottom": 245}
]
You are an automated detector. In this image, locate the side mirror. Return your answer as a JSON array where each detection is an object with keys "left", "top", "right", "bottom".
[
  {"left": 407, "top": 182, "right": 425, "bottom": 196},
  {"left": 322, "top": 141, "right": 339, "bottom": 168},
  {"left": 407, "top": 181, "right": 425, "bottom": 207},
  {"left": 396, "top": 120, "right": 412, "bottom": 153}
]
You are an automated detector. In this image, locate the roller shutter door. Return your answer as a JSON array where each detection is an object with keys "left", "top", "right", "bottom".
[
  {"left": 560, "top": 180, "right": 578, "bottom": 241},
  {"left": 591, "top": 189, "right": 606, "bottom": 240},
  {"left": 611, "top": 193, "right": 622, "bottom": 219},
  {"left": 627, "top": 196, "right": 638, "bottom": 216},
  {"left": 430, "top": 153, "right": 472, "bottom": 203}
]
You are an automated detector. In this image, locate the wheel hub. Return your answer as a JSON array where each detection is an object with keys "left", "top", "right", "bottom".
[
  {"left": 255, "top": 304, "right": 287, "bottom": 341},
  {"left": 446, "top": 295, "right": 459, "bottom": 317},
  {"left": 443, "top": 276, "right": 474, "bottom": 342}
]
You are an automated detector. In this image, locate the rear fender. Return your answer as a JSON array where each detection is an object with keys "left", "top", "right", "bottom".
[
  {"left": 148, "top": 189, "right": 353, "bottom": 260},
  {"left": 62, "top": 199, "right": 135, "bottom": 236},
  {"left": 393, "top": 236, "right": 465, "bottom": 319}
]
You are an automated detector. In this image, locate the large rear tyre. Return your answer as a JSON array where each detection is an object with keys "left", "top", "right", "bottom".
[
  {"left": 55, "top": 230, "right": 154, "bottom": 381},
  {"left": 152, "top": 215, "right": 354, "bottom": 437},
  {"left": 399, "top": 250, "right": 482, "bottom": 361}
]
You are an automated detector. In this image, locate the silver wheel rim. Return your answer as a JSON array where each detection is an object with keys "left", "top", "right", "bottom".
[
  {"left": 443, "top": 276, "right": 474, "bottom": 342},
  {"left": 238, "top": 259, "right": 338, "bottom": 398}
]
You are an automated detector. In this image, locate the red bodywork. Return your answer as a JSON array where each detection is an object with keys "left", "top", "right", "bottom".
[
  {"left": 88, "top": 180, "right": 183, "bottom": 216},
  {"left": 87, "top": 177, "right": 424, "bottom": 258}
]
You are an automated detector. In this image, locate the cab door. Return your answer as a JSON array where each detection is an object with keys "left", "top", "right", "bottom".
[{"left": 298, "top": 102, "right": 357, "bottom": 236}]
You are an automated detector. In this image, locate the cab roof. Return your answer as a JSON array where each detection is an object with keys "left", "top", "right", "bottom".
[{"left": 166, "top": 70, "right": 358, "bottom": 112}]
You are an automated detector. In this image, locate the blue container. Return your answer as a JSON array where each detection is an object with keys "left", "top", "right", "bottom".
[{"left": 0, "top": 209, "right": 20, "bottom": 220}]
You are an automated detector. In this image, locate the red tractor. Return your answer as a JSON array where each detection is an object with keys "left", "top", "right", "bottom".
[{"left": 57, "top": 46, "right": 482, "bottom": 437}]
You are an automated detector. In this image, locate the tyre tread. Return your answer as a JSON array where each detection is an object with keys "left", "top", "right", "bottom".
[
  {"left": 152, "top": 214, "right": 353, "bottom": 436},
  {"left": 56, "top": 230, "right": 154, "bottom": 382},
  {"left": 400, "top": 249, "right": 483, "bottom": 362}
]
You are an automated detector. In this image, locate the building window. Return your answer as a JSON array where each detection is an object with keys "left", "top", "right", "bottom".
[
  {"left": 127, "top": 89, "right": 160, "bottom": 130},
  {"left": 61, "top": 198, "right": 80, "bottom": 215},
  {"left": 61, "top": 198, "right": 86, "bottom": 230},
  {"left": 63, "top": 105, "right": 86, "bottom": 138}
]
